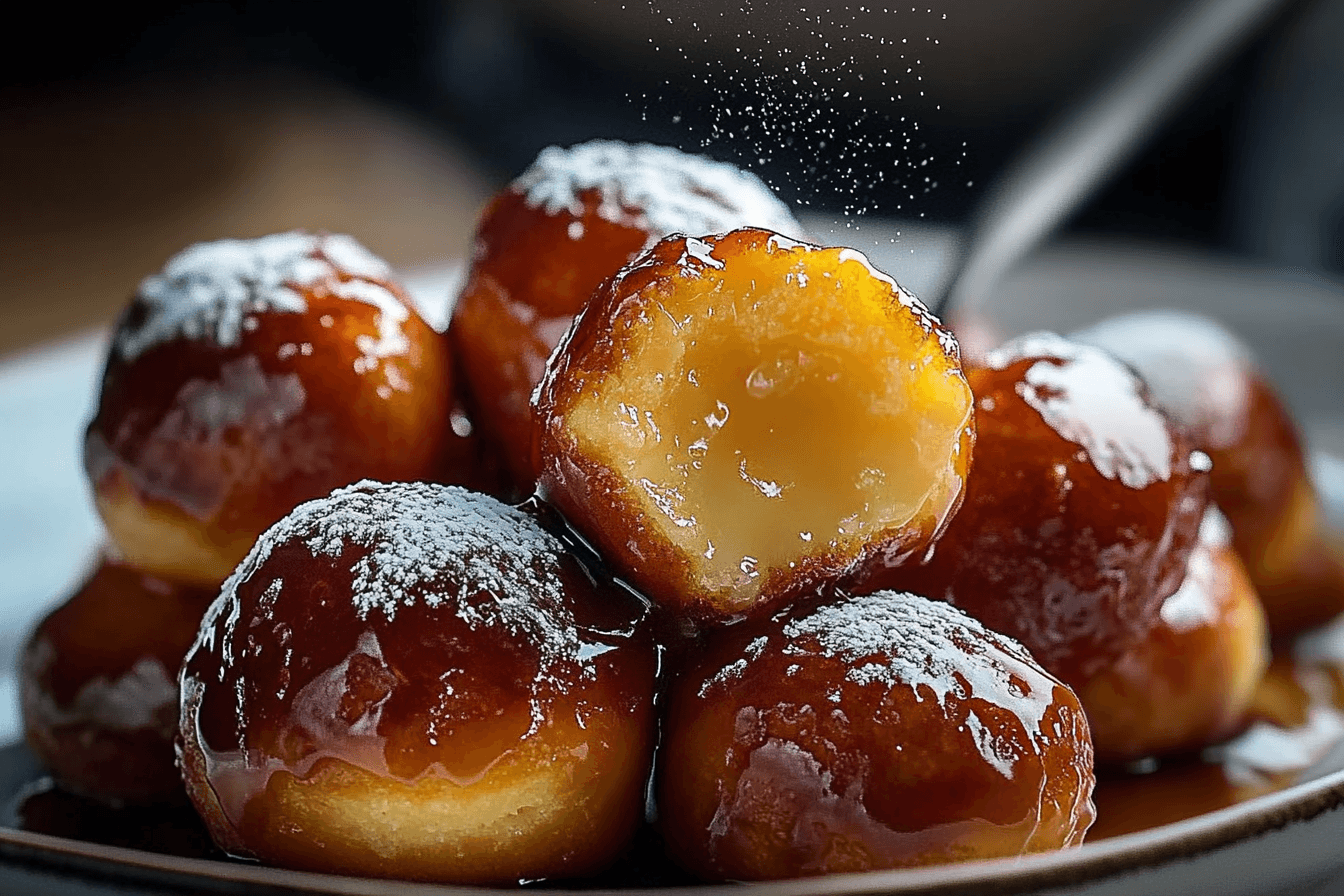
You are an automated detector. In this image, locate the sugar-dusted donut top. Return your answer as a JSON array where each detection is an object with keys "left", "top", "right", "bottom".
[
  {"left": 514, "top": 140, "right": 802, "bottom": 240},
  {"left": 202, "top": 482, "right": 590, "bottom": 690},
  {"left": 698, "top": 590, "right": 1060, "bottom": 741},
  {"left": 115, "top": 232, "right": 404, "bottom": 362}
]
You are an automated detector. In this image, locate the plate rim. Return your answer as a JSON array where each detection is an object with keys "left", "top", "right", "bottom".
[{"left": 2, "top": 752, "right": 1344, "bottom": 895}]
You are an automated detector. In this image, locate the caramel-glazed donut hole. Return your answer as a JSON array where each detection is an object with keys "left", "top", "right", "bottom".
[
  {"left": 657, "top": 590, "right": 1095, "bottom": 880},
  {"left": 86, "top": 232, "right": 470, "bottom": 588},
  {"left": 878, "top": 332, "right": 1210, "bottom": 689},
  {"left": 1075, "top": 309, "right": 1344, "bottom": 635},
  {"left": 535, "top": 228, "right": 974, "bottom": 625},
  {"left": 21, "top": 557, "right": 216, "bottom": 805},
  {"left": 177, "top": 481, "right": 659, "bottom": 884},
  {"left": 449, "top": 140, "right": 804, "bottom": 493}
]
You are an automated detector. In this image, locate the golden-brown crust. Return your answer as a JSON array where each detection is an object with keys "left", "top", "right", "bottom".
[
  {"left": 450, "top": 142, "right": 805, "bottom": 494},
  {"left": 1079, "top": 515, "right": 1270, "bottom": 764},
  {"left": 178, "top": 482, "right": 659, "bottom": 884},
  {"left": 1075, "top": 310, "right": 1344, "bottom": 635}
]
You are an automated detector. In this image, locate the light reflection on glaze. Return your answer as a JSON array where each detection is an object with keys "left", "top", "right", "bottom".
[
  {"left": 990, "top": 332, "right": 1174, "bottom": 490},
  {"left": 1074, "top": 310, "right": 1254, "bottom": 451}
]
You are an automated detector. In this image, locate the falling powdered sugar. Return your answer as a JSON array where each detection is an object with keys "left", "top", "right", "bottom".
[{"left": 116, "top": 232, "right": 401, "bottom": 362}]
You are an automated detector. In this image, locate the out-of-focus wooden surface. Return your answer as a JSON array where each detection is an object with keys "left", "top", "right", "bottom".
[{"left": 0, "top": 72, "right": 494, "bottom": 358}]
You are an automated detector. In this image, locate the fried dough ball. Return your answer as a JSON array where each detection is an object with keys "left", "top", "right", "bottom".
[
  {"left": 657, "top": 590, "right": 1095, "bottom": 880},
  {"left": 871, "top": 332, "right": 1209, "bottom": 688},
  {"left": 449, "top": 141, "right": 804, "bottom": 492},
  {"left": 86, "top": 232, "right": 476, "bottom": 588},
  {"left": 21, "top": 557, "right": 216, "bottom": 805},
  {"left": 535, "top": 228, "right": 974, "bottom": 624},
  {"left": 1077, "top": 508, "right": 1269, "bottom": 764},
  {"left": 1075, "top": 309, "right": 1344, "bottom": 634},
  {"left": 178, "top": 481, "right": 658, "bottom": 885}
]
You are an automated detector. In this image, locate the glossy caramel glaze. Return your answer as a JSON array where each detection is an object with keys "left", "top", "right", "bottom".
[
  {"left": 657, "top": 590, "right": 1095, "bottom": 880},
  {"left": 1075, "top": 310, "right": 1344, "bottom": 635},
  {"left": 85, "top": 232, "right": 478, "bottom": 587},
  {"left": 536, "top": 229, "right": 974, "bottom": 625},
  {"left": 1078, "top": 509, "right": 1269, "bottom": 764},
  {"left": 177, "top": 481, "right": 658, "bottom": 885},
  {"left": 450, "top": 141, "right": 804, "bottom": 493},
  {"left": 874, "top": 332, "right": 1209, "bottom": 688},
  {"left": 20, "top": 557, "right": 216, "bottom": 805}
]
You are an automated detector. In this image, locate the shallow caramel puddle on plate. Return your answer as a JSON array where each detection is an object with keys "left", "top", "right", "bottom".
[{"left": 1091, "top": 626, "right": 1344, "bottom": 840}]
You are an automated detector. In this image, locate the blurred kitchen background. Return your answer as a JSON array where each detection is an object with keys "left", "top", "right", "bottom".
[{"left": 2, "top": 0, "right": 1342, "bottom": 355}]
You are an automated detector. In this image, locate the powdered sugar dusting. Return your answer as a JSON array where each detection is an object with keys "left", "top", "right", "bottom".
[
  {"left": 176, "top": 356, "right": 306, "bottom": 431},
  {"left": 515, "top": 141, "right": 802, "bottom": 241},
  {"left": 337, "top": 278, "right": 411, "bottom": 365},
  {"left": 990, "top": 332, "right": 1174, "bottom": 490},
  {"left": 203, "top": 482, "right": 593, "bottom": 714},
  {"left": 701, "top": 591, "right": 1057, "bottom": 740},
  {"left": 782, "top": 592, "right": 1054, "bottom": 732},
  {"left": 116, "top": 232, "right": 401, "bottom": 361},
  {"left": 318, "top": 233, "right": 395, "bottom": 281}
]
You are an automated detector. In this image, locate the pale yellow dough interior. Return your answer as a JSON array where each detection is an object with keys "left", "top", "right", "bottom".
[{"left": 569, "top": 261, "right": 970, "bottom": 611}]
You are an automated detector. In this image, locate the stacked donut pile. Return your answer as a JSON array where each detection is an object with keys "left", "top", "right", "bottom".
[{"left": 19, "top": 141, "right": 1344, "bottom": 885}]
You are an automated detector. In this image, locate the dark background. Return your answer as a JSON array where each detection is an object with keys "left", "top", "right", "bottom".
[{"left": 3, "top": 0, "right": 1341, "bottom": 269}]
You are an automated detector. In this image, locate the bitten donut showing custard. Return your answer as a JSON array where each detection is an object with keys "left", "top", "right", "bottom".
[
  {"left": 85, "top": 232, "right": 469, "bottom": 588},
  {"left": 535, "top": 228, "right": 974, "bottom": 624},
  {"left": 177, "top": 481, "right": 658, "bottom": 884},
  {"left": 21, "top": 557, "right": 217, "bottom": 806},
  {"left": 657, "top": 590, "right": 1095, "bottom": 880},
  {"left": 873, "top": 332, "right": 1210, "bottom": 690},
  {"left": 449, "top": 140, "right": 804, "bottom": 493},
  {"left": 1075, "top": 309, "right": 1344, "bottom": 635}
]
